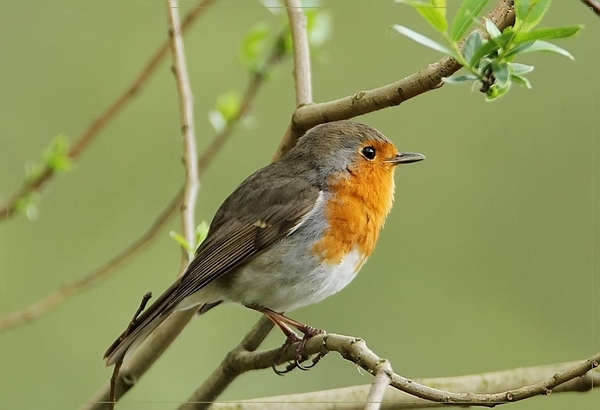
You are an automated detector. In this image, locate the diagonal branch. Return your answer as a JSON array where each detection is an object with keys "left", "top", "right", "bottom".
[
  {"left": 167, "top": 0, "right": 200, "bottom": 265},
  {"left": 0, "top": 30, "right": 286, "bottom": 336},
  {"left": 581, "top": 0, "right": 600, "bottom": 16},
  {"left": 0, "top": 0, "right": 217, "bottom": 222}
]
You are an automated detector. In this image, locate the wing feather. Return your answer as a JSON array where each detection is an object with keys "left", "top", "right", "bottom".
[{"left": 104, "top": 175, "right": 320, "bottom": 365}]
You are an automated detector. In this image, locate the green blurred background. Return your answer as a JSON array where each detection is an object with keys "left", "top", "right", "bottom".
[{"left": 1, "top": 1, "right": 598, "bottom": 408}]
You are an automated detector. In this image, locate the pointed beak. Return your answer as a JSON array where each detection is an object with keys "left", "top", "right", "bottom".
[{"left": 386, "top": 152, "right": 426, "bottom": 165}]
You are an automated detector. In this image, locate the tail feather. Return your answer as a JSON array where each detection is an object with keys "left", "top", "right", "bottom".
[
  {"left": 104, "top": 281, "right": 182, "bottom": 366},
  {"left": 104, "top": 313, "right": 168, "bottom": 366}
]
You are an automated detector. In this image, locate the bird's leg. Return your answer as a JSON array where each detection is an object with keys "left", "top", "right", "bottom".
[{"left": 252, "top": 306, "right": 328, "bottom": 374}]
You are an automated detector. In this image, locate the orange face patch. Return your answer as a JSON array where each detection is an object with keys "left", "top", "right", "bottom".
[{"left": 314, "top": 139, "right": 398, "bottom": 265}]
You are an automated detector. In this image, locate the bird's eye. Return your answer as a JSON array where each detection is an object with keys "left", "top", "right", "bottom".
[{"left": 361, "top": 146, "right": 376, "bottom": 160}]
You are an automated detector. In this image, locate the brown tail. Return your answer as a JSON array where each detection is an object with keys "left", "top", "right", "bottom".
[{"left": 104, "top": 281, "right": 181, "bottom": 366}]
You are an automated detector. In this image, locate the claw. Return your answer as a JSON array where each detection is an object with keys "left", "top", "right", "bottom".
[{"left": 248, "top": 305, "right": 329, "bottom": 375}]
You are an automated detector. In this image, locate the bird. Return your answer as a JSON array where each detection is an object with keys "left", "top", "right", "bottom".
[{"left": 104, "top": 120, "right": 424, "bottom": 372}]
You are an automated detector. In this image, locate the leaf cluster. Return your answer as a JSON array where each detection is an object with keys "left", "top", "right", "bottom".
[{"left": 393, "top": 0, "right": 581, "bottom": 100}]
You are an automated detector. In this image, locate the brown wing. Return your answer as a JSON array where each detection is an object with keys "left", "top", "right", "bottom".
[{"left": 104, "top": 174, "right": 320, "bottom": 365}]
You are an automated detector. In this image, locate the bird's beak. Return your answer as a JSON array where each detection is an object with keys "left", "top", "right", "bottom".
[{"left": 386, "top": 152, "right": 426, "bottom": 165}]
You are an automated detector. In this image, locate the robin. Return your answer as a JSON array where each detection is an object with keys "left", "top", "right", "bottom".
[{"left": 104, "top": 120, "right": 424, "bottom": 372}]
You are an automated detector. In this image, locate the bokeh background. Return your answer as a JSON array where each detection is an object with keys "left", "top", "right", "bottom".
[{"left": 1, "top": 1, "right": 598, "bottom": 409}]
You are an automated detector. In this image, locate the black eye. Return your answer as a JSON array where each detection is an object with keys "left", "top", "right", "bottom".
[{"left": 361, "top": 146, "right": 376, "bottom": 160}]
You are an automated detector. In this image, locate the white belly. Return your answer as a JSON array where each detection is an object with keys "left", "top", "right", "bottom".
[{"left": 225, "top": 247, "right": 365, "bottom": 312}]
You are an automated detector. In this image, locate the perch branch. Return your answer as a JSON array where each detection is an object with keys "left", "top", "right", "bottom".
[
  {"left": 209, "top": 358, "right": 600, "bottom": 409},
  {"left": 0, "top": 0, "right": 216, "bottom": 221},
  {"left": 181, "top": 333, "right": 599, "bottom": 409}
]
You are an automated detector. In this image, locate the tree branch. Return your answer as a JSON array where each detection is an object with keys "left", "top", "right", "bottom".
[
  {"left": 208, "top": 358, "right": 600, "bottom": 409},
  {"left": 581, "top": 0, "right": 600, "bottom": 16},
  {"left": 284, "top": 0, "right": 313, "bottom": 106},
  {"left": 181, "top": 333, "right": 599, "bottom": 409},
  {"left": 178, "top": 316, "right": 274, "bottom": 410},
  {"left": 0, "top": 27, "right": 286, "bottom": 337},
  {"left": 272, "top": 0, "right": 515, "bottom": 161},
  {"left": 0, "top": 191, "right": 181, "bottom": 333},
  {"left": 0, "top": 0, "right": 216, "bottom": 222},
  {"left": 364, "top": 360, "right": 393, "bottom": 410},
  {"left": 167, "top": 0, "right": 200, "bottom": 264}
]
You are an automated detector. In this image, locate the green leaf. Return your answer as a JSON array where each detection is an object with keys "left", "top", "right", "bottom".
[
  {"left": 511, "top": 73, "right": 533, "bottom": 89},
  {"left": 517, "top": 0, "right": 552, "bottom": 30},
  {"left": 516, "top": 40, "right": 575, "bottom": 60},
  {"left": 484, "top": 18, "right": 502, "bottom": 39},
  {"left": 442, "top": 74, "right": 479, "bottom": 84},
  {"left": 396, "top": 0, "right": 448, "bottom": 33},
  {"left": 450, "top": 0, "right": 490, "bottom": 41},
  {"left": 512, "top": 26, "right": 582, "bottom": 44},
  {"left": 504, "top": 41, "right": 535, "bottom": 58},
  {"left": 305, "top": 9, "right": 332, "bottom": 48},
  {"left": 195, "top": 221, "right": 210, "bottom": 247},
  {"left": 216, "top": 92, "right": 241, "bottom": 122},
  {"left": 260, "top": 0, "right": 283, "bottom": 14},
  {"left": 462, "top": 31, "right": 483, "bottom": 63},
  {"left": 514, "top": 0, "right": 532, "bottom": 23},
  {"left": 14, "top": 194, "right": 39, "bottom": 220},
  {"left": 392, "top": 25, "right": 455, "bottom": 56},
  {"left": 239, "top": 23, "right": 272, "bottom": 71},
  {"left": 508, "top": 62, "right": 534, "bottom": 75},
  {"left": 169, "top": 231, "right": 193, "bottom": 253},
  {"left": 468, "top": 39, "right": 499, "bottom": 66},
  {"left": 492, "top": 61, "right": 510, "bottom": 88},
  {"left": 43, "top": 134, "right": 72, "bottom": 172},
  {"left": 208, "top": 110, "right": 226, "bottom": 133},
  {"left": 485, "top": 82, "right": 510, "bottom": 101}
]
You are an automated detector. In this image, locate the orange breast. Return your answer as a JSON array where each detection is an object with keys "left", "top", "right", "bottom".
[{"left": 314, "top": 161, "right": 396, "bottom": 266}]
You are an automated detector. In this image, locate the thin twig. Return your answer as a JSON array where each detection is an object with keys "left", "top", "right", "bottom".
[
  {"left": 0, "top": 0, "right": 216, "bottom": 222},
  {"left": 167, "top": 0, "right": 201, "bottom": 265},
  {"left": 364, "top": 361, "right": 392, "bottom": 410},
  {"left": 108, "top": 292, "right": 152, "bottom": 410},
  {"left": 284, "top": 0, "right": 313, "bottom": 106},
  {"left": 273, "top": 0, "right": 515, "bottom": 161},
  {"left": 0, "top": 191, "right": 181, "bottom": 333},
  {"left": 0, "top": 32, "right": 285, "bottom": 335},
  {"left": 582, "top": 0, "right": 600, "bottom": 16},
  {"left": 208, "top": 360, "right": 600, "bottom": 409}
]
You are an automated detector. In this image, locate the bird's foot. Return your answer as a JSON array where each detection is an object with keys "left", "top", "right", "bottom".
[{"left": 253, "top": 308, "right": 328, "bottom": 375}]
